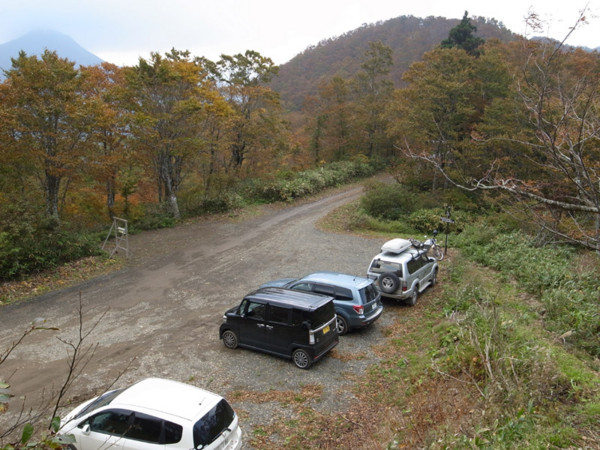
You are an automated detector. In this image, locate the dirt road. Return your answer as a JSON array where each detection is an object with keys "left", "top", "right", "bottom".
[{"left": 0, "top": 184, "right": 396, "bottom": 446}]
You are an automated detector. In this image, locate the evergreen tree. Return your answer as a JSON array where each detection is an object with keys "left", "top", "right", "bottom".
[{"left": 441, "top": 11, "right": 485, "bottom": 56}]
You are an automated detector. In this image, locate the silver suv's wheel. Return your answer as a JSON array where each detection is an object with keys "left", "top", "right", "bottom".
[
  {"left": 379, "top": 272, "right": 400, "bottom": 294},
  {"left": 293, "top": 349, "right": 312, "bottom": 369},
  {"left": 222, "top": 330, "right": 239, "bottom": 349},
  {"left": 407, "top": 288, "right": 418, "bottom": 306},
  {"left": 431, "top": 269, "right": 437, "bottom": 286}
]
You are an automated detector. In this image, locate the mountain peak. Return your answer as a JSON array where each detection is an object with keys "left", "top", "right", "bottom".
[{"left": 0, "top": 29, "right": 103, "bottom": 75}]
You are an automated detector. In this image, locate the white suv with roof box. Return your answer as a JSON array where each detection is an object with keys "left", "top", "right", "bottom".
[{"left": 366, "top": 238, "right": 438, "bottom": 306}]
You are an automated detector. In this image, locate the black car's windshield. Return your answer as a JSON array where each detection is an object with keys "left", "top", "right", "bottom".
[{"left": 193, "top": 399, "right": 235, "bottom": 448}]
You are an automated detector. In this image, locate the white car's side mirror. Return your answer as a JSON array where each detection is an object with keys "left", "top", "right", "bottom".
[{"left": 82, "top": 423, "right": 91, "bottom": 435}]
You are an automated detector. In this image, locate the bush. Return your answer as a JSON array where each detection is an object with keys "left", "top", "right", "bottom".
[
  {"left": 131, "top": 204, "right": 176, "bottom": 231},
  {"left": 360, "top": 182, "right": 417, "bottom": 220},
  {"left": 407, "top": 208, "right": 471, "bottom": 234},
  {"left": 0, "top": 206, "right": 101, "bottom": 281},
  {"left": 244, "top": 160, "right": 378, "bottom": 203}
]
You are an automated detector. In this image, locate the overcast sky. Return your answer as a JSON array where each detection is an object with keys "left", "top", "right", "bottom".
[{"left": 1, "top": 0, "right": 598, "bottom": 66}]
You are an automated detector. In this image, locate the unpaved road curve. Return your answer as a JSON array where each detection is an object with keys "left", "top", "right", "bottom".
[{"left": 0, "top": 185, "right": 397, "bottom": 447}]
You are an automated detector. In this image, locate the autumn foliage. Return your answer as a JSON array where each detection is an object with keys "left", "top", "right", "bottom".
[{"left": 1, "top": 11, "right": 599, "bottom": 280}]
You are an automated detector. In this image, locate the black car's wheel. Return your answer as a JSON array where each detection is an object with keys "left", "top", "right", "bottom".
[
  {"left": 379, "top": 272, "right": 400, "bottom": 294},
  {"left": 222, "top": 330, "right": 239, "bottom": 349},
  {"left": 336, "top": 315, "right": 349, "bottom": 336},
  {"left": 407, "top": 288, "right": 418, "bottom": 306},
  {"left": 293, "top": 349, "right": 312, "bottom": 369}
]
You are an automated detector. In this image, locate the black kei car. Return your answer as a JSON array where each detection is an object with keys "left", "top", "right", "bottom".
[{"left": 219, "top": 287, "right": 339, "bottom": 369}]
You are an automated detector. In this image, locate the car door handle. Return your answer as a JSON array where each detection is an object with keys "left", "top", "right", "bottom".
[
  {"left": 265, "top": 325, "right": 273, "bottom": 330},
  {"left": 256, "top": 323, "right": 265, "bottom": 328}
]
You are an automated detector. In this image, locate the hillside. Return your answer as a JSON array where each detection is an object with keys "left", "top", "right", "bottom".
[
  {"left": 271, "top": 15, "right": 517, "bottom": 110},
  {"left": 0, "top": 29, "right": 103, "bottom": 76}
]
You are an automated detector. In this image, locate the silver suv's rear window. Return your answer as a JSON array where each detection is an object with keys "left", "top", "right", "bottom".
[{"left": 369, "top": 260, "right": 402, "bottom": 276}]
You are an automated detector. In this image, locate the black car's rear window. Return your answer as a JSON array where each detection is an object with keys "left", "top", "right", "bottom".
[
  {"left": 193, "top": 399, "right": 235, "bottom": 448},
  {"left": 306, "top": 301, "right": 335, "bottom": 328}
]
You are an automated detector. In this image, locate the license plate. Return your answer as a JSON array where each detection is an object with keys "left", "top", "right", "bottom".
[{"left": 323, "top": 325, "right": 330, "bottom": 334}]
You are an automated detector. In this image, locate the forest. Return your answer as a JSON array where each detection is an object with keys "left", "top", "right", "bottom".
[{"left": 0, "top": 11, "right": 599, "bottom": 281}]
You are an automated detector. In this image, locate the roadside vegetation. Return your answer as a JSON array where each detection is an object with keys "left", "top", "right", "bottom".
[{"left": 260, "top": 185, "right": 599, "bottom": 449}]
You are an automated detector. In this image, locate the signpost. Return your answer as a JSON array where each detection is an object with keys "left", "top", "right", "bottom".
[{"left": 440, "top": 207, "right": 454, "bottom": 255}]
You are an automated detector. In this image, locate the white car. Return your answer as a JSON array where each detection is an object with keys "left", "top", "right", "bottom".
[{"left": 58, "top": 377, "right": 242, "bottom": 450}]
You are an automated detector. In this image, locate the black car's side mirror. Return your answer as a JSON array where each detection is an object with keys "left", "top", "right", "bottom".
[{"left": 302, "top": 321, "right": 311, "bottom": 330}]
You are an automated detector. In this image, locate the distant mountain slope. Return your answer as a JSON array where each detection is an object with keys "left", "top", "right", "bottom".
[
  {"left": 0, "top": 29, "right": 103, "bottom": 75},
  {"left": 271, "top": 15, "right": 517, "bottom": 110}
]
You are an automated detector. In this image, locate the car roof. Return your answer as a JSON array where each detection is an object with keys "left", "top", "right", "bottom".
[
  {"left": 246, "top": 287, "right": 333, "bottom": 311},
  {"left": 109, "top": 378, "right": 222, "bottom": 423},
  {"left": 299, "top": 272, "right": 373, "bottom": 290}
]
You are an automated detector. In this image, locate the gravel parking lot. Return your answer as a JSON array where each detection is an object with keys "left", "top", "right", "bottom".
[{"left": 0, "top": 184, "right": 409, "bottom": 448}]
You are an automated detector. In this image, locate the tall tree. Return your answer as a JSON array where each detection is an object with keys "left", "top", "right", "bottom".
[
  {"left": 125, "top": 50, "right": 224, "bottom": 219},
  {"left": 478, "top": 38, "right": 600, "bottom": 248},
  {"left": 213, "top": 51, "right": 285, "bottom": 173},
  {"left": 1, "top": 50, "right": 92, "bottom": 222},
  {"left": 81, "top": 63, "right": 130, "bottom": 219},
  {"left": 352, "top": 41, "right": 394, "bottom": 158},
  {"left": 441, "top": 11, "right": 485, "bottom": 56},
  {"left": 307, "top": 76, "right": 353, "bottom": 162},
  {"left": 398, "top": 8, "right": 600, "bottom": 249},
  {"left": 389, "top": 47, "right": 481, "bottom": 191}
]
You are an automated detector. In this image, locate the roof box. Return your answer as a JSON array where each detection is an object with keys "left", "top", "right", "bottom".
[{"left": 381, "top": 238, "right": 412, "bottom": 254}]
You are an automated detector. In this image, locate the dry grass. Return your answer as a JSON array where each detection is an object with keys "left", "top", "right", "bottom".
[{"left": 0, "top": 256, "right": 124, "bottom": 305}]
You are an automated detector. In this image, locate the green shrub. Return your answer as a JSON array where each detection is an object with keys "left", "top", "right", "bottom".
[
  {"left": 407, "top": 208, "right": 470, "bottom": 234},
  {"left": 360, "top": 182, "right": 416, "bottom": 220},
  {"left": 131, "top": 204, "right": 176, "bottom": 231},
  {"left": 244, "top": 160, "right": 378, "bottom": 203},
  {"left": 0, "top": 206, "right": 101, "bottom": 281}
]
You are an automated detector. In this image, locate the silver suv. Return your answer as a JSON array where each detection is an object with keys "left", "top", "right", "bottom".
[{"left": 366, "top": 238, "right": 438, "bottom": 306}]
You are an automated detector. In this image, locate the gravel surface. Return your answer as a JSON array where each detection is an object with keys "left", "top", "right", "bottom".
[{"left": 0, "top": 184, "right": 404, "bottom": 448}]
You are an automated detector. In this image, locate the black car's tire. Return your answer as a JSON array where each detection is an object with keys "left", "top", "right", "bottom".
[
  {"left": 293, "top": 349, "right": 312, "bottom": 369},
  {"left": 222, "top": 330, "right": 239, "bottom": 349},
  {"left": 379, "top": 272, "right": 400, "bottom": 294},
  {"left": 336, "top": 315, "right": 349, "bottom": 336},
  {"left": 407, "top": 288, "right": 418, "bottom": 306}
]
